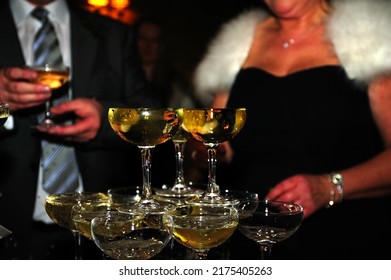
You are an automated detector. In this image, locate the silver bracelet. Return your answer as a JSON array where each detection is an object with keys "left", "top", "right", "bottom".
[
  {"left": 328, "top": 173, "right": 344, "bottom": 207},
  {"left": 327, "top": 180, "right": 336, "bottom": 208}
]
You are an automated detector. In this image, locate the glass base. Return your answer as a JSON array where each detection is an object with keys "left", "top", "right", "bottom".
[
  {"left": 186, "top": 194, "right": 239, "bottom": 207},
  {"left": 117, "top": 199, "right": 176, "bottom": 214},
  {"left": 155, "top": 186, "right": 204, "bottom": 206},
  {"left": 156, "top": 184, "right": 204, "bottom": 198},
  {"left": 32, "top": 120, "right": 58, "bottom": 130}
]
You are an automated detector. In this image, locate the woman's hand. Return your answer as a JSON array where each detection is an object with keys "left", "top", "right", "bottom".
[{"left": 266, "top": 174, "right": 330, "bottom": 218}]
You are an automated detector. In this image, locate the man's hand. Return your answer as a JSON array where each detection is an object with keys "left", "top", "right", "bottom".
[
  {"left": 0, "top": 67, "right": 51, "bottom": 111},
  {"left": 37, "top": 98, "right": 104, "bottom": 142}
]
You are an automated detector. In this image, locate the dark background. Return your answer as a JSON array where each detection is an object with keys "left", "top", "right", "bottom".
[
  {"left": 131, "top": 0, "right": 264, "bottom": 76},
  {"left": 77, "top": 0, "right": 264, "bottom": 79},
  {"left": 79, "top": 0, "right": 266, "bottom": 78}
]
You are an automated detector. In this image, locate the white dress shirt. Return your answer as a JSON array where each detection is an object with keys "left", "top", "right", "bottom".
[{"left": 9, "top": 0, "right": 83, "bottom": 223}]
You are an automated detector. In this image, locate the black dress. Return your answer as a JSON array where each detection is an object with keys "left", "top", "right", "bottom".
[{"left": 221, "top": 66, "right": 391, "bottom": 259}]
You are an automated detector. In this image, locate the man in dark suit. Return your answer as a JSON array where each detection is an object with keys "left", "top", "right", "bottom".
[{"left": 0, "top": 0, "right": 158, "bottom": 259}]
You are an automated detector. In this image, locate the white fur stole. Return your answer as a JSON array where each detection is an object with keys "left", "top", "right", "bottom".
[
  {"left": 193, "top": 10, "right": 267, "bottom": 106},
  {"left": 194, "top": 0, "right": 391, "bottom": 106}
]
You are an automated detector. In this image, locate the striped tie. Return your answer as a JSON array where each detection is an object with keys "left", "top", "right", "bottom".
[
  {"left": 32, "top": 7, "right": 79, "bottom": 194},
  {"left": 32, "top": 8, "right": 62, "bottom": 67}
]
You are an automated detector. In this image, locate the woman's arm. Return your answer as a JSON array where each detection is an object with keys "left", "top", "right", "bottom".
[
  {"left": 267, "top": 74, "right": 391, "bottom": 218},
  {"left": 341, "top": 74, "right": 391, "bottom": 199}
]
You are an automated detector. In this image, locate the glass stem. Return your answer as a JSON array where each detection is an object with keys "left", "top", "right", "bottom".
[
  {"left": 140, "top": 147, "right": 154, "bottom": 201},
  {"left": 194, "top": 250, "right": 208, "bottom": 260},
  {"left": 259, "top": 244, "right": 272, "bottom": 260},
  {"left": 72, "top": 230, "right": 82, "bottom": 260},
  {"left": 44, "top": 100, "right": 52, "bottom": 120},
  {"left": 206, "top": 146, "right": 219, "bottom": 196},
  {"left": 173, "top": 141, "right": 186, "bottom": 188}
]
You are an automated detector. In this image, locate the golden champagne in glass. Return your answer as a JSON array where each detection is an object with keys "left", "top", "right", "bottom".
[
  {"left": 26, "top": 64, "right": 70, "bottom": 128},
  {"left": 171, "top": 205, "right": 238, "bottom": 259},
  {"left": 108, "top": 108, "right": 179, "bottom": 213},
  {"left": 71, "top": 200, "right": 111, "bottom": 240},
  {"left": 181, "top": 108, "right": 246, "bottom": 206},
  {"left": 0, "top": 102, "right": 9, "bottom": 127},
  {"left": 44, "top": 192, "right": 108, "bottom": 259},
  {"left": 91, "top": 211, "right": 172, "bottom": 260}
]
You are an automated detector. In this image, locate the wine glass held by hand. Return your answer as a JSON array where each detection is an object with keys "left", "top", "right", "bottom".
[
  {"left": 108, "top": 108, "right": 179, "bottom": 213},
  {"left": 170, "top": 204, "right": 239, "bottom": 260},
  {"left": 25, "top": 64, "right": 70, "bottom": 129},
  {"left": 181, "top": 108, "right": 246, "bottom": 206},
  {"left": 0, "top": 102, "right": 9, "bottom": 127},
  {"left": 238, "top": 200, "right": 303, "bottom": 260}
]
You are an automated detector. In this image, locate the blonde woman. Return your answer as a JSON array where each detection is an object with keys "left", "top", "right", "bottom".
[{"left": 193, "top": 0, "right": 391, "bottom": 259}]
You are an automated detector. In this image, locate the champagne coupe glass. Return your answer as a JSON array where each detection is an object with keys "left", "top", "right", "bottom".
[
  {"left": 44, "top": 192, "right": 108, "bottom": 260},
  {"left": 0, "top": 102, "right": 9, "bottom": 127},
  {"left": 219, "top": 189, "right": 259, "bottom": 258},
  {"left": 25, "top": 64, "right": 70, "bottom": 129},
  {"left": 238, "top": 200, "right": 304, "bottom": 260},
  {"left": 91, "top": 211, "right": 173, "bottom": 260},
  {"left": 171, "top": 204, "right": 238, "bottom": 260},
  {"left": 222, "top": 189, "right": 259, "bottom": 216},
  {"left": 108, "top": 108, "right": 179, "bottom": 212},
  {"left": 71, "top": 200, "right": 111, "bottom": 259},
  {"left": 155, "top": 108, "right": 203, "bottom": 205},
  {"left": 181, "top": 108, "right": 246, "bottom": 205},
  {"left": 107, "top": 186, "right": 143, "bottom": 210},
  {"left": 71, "top": 200, "right": 111, "bottom": 240}
]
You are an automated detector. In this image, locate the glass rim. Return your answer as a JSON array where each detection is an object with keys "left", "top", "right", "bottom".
[
  {"left": 108, "top": 107, "right": 177, "bottom": 111},
  {"left": 182, "top": 107, "right": 246, "bottom": 111},
  {"left": 258, "top": 199, "right": 304, "bottom": 214},
  {"left": 91, "top": 209, "right": 146, "bottom": 223},
  {"left": 24, "top": 64, "right": 70, "bottom": 71}
]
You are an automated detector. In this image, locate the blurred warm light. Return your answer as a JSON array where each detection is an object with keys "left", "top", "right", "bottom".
[
  {"left": 88, "top": 0, "right": 109, "bottom": 7},
  {"left": 87, "top": 0, "right": 129, "bottom": 8},
  {"left": 111, "top": 0, "right": 129, "bottom": 9},
  {"left": 84, "top": 0, "right": 134, "bottom": 25}
]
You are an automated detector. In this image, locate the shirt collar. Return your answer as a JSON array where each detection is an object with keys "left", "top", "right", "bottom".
[{"left": 10, "top": 0, "right": 69, "bottom": 26}]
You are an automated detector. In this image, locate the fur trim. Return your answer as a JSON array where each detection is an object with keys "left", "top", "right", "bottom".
[
  {"left": 328, "top": 0, "right": 391, "bottom": 82},
  {"left": 194, "top": 0, "right": 391, "bottom": 105},
  {"left": 193, "top": 10, "right": 267, "bottom": 106}
]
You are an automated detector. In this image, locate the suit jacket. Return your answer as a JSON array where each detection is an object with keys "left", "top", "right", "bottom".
[{"left": 0, "top": 1, "right": 159, "bottom": 259}]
